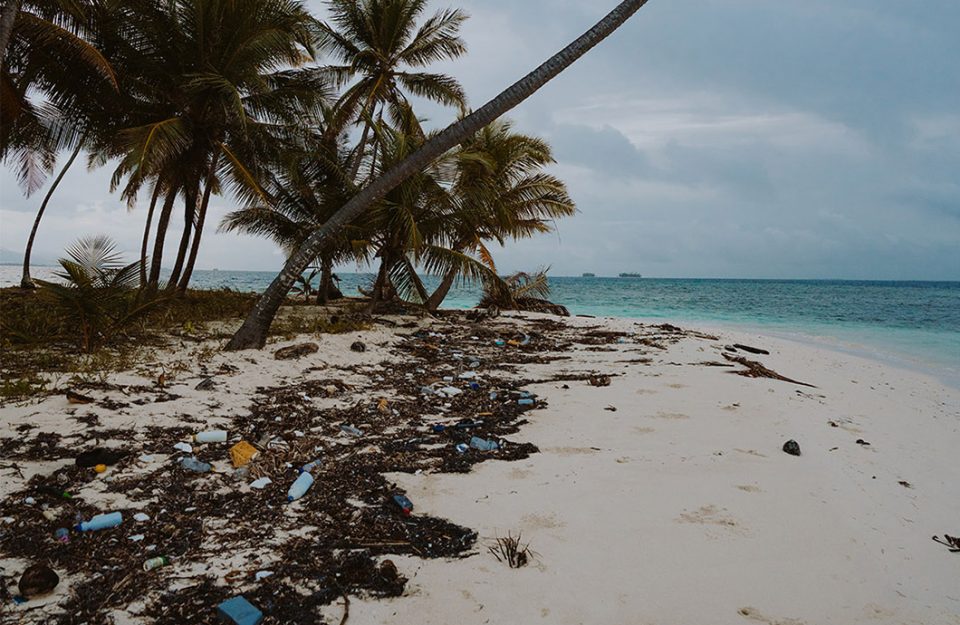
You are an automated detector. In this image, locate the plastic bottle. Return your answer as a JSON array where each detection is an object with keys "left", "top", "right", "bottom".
[
  {"left": 455, "top": 443, "right": 469, "bottom": 453},
  {"left": 299, "top": 459, "right": 322, "bottom": 474},
  {"left": 518, "top": 398, "right": 535, "bottom": 406},
  {"left": 470, "top": 436, "right": 499, "bottom": 451},
  {"left": 143, "top": 556, "right": 170, "bottom": 571},
  {"left": 76, "top": 511, "right": 122, "bottom": 532},
  {"left": 340, "top": 424, "right": 363, "bottom": 437},
  {"left": 180, "top": 456, "right": 212, "bottom": 473},
  {"left": 468, "top": 382, "right": 481, "bottom": 391},
  {"left": 392, "top": 494, "right": 413, "bottom": 515},
  {"left": 193, "top": 430, "right": 228, "bottom": 443},
  {"left": 287, "top": 472, "right": 315, "bottom": 502}
]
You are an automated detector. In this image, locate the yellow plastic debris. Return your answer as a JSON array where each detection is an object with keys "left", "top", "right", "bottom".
[{"left": 229, "top": 441, "right": 259, "bottom": 468}]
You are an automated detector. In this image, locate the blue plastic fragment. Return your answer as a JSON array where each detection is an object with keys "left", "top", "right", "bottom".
[{"left": 217, "top": 596, "right": 263, "bottom": 625}]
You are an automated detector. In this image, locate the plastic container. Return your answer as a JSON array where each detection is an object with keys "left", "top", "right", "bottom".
[
  {"left": 193, "top": 430, "right": 228, "bottom": 443},
  {"left": 76, "top": 511, "right": 122, "bottom": 532},
  {"left": 54, "top": 528, "right": 70, "bottom": 543},
  {"left": 494, "top": 339, "right": 506, "bottom": 347},
  {"left": 518, "top": 398, "right": 534, "bottom": 406},
  {"left": 470, "top": 436, "right": 499, "bottom": 451},
  {"left": 143, "top": 556, "right": 170, "bottom": 571},
  {"left": 287, "top": 472, "right": 315, "bottom": 502},
  {"left": 392, "top": 494, "right": 414, "bottom": 516},
  {"left": 180, "top": 456, "right": 212, "bottom": 473},
  {"left": 299, "top": 459, "right": 322, "bottom": 474},
  {"left": 340, "top": 425, "right": 363, "bottom": 437},
  {"left": 455, "top": 443, "right": 469, "bottom": 453},
  {"left": 468, "top": 382, "right": 481, "bottom": 391}
]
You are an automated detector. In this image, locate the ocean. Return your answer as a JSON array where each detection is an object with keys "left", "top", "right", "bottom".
[{"left": 3, "top": 266, "right": 958, "bottom": 385}]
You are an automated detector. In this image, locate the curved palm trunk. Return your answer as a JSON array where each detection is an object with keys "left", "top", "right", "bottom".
[
  {"left": 139, "top": 184, "right": 162, "bottom": 288},
  {"left": 426, "top": 265, "right": 458, "bottom": 311},
  {"left": 316, "top": 255, "right": 335, "bottom": 305},
  {"left": 0, "top": 0, "right": 20, "bottom": 71},
  {"left": 226, "top": 0, "right": 653, "bottom": 350},
  {"left": 177, "top": 156, "right": 220, "bottom": 293},
  {"left": 148, "top": 189, "right": 178, "bottom": 291},
  {"left": 20, "top": 140, "right": 82, "bottom": 288},
  {"left": 165, "top": 186, "right": 196, "bottom": 290}
]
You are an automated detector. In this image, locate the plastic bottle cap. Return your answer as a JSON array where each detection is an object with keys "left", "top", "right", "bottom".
[{"left": 94, "top": 464, "right": 107, "bottom": 473}]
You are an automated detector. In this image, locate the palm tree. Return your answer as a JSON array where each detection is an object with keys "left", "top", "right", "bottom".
[
  {"left": 317, "top": 0, "right": 467, "bottom": 180},
  {"left": 226, "top": 0, "right": 653, "bottom": 350},
  {"left": 95, "top": 0, "right": 330, "bottom": 294}
]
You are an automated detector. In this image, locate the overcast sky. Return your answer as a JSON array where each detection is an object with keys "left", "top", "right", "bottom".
[{"left": 2, "top": 0, "right": 958, "bottom": 279}]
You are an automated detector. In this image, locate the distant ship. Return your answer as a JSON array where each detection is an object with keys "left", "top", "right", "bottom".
[
  {"left": 582, "top": 272, "right": 596, "bottom": 277},
  {"left": 618, "top": 272, "right": 642, "bottom": 278}
]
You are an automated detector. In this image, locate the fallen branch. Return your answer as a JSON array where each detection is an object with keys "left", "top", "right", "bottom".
[{"left": 722, "top": 353, "right": 815, "bottom": 387}]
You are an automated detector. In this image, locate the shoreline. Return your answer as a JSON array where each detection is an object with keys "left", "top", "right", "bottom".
[{"left": 1, "top": 310, "right": 958, "bottom": 624}]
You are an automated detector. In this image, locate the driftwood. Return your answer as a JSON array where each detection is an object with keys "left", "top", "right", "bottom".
[
  {"left": 274, "top": 342, "right": 319, "bottom": 360},
  {"left": 722, "top": 353, "right": 815, "bottom": 387},
  {"left": 733, "top": 343, "right": 770, "bottom": 355}
]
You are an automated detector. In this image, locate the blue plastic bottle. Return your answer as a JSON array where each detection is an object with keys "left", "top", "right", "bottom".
[
  {"left": 76, "top": 511, "right": 122, "bottom": 532},
  {"left": 299, "top": 460, "right": 322, "bottom": 474},
  {"left": 287, "top": 472, "right": 314, "bottom": 502},
  {"left": 518, "top": 398, "right": 534, "bottom": 406},
  {"left": 393, "top": 494, "right": 414, "bottom": 515}
]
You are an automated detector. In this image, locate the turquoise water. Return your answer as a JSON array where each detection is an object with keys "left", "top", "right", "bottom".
[{"left": 4, "top": 266, "right": 957, "bottom": 384}]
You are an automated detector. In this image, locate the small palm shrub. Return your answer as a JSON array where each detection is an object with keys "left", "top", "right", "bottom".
[
  {"left": 478, "top": 269, "right": 569, "bottom": 316},
  {"left": 37, "top": 236, "right": 156, "bottom": 352}
]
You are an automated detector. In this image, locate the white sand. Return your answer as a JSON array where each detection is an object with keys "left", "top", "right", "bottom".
[{"left": 2, "top": 313, "right": 958, "bottom": 624}]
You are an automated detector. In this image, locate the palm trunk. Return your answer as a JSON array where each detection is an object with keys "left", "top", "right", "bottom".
[
  {"left": 0, "top": 0, "right": 21, "bottom": 71},
  {"left": 347, "top": 119, "right": 372, "bottom": 182},
  {"left": 20, "top": 139, "right": 82, "bottom": 288},
  {"left": 148, "top": 188, "right": 178, "bottom": 290},
  {"left": 139, "top": 183, "right": 162, "bottom": 288},
  {"left": 426, "top": 265, "right": 458, "bottom": 311},
  {"left": 165, "top": 186, "right": 196, "bottom": 290},
  {"left": 177, "top": 155, "right": 219, "bottom": 293},
  {"left": 226, "top": 0, "right": 652, "bottom": 350},
  {"left": 316, "top": 255, "right": 333, "bottom": 305}
]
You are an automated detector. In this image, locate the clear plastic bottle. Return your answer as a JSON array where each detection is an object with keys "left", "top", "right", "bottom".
[
  {"left": 287, "top": 472, "right": 315, "bottom": 502},
  {"left": 180, "top": 456, "right": 212, "bottom": 473},
  {"left": 193, "top": 430, "right": 228, "bottom": 443},
  {"left": 143, "top": 556, "right": 170, "bottom": 571},
  {"left": 299, "top": 459, "right": 322, "bottom": 474},
  {"left": 76, "top": 511, "right": 122, "bottom": 532}
]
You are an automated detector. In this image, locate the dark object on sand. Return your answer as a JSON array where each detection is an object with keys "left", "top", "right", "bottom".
[
  {"left": 195, "top": 378, "right": 216, "bottom": 391},
  {"left": 782, "top": 440, "right": 801, "bottom": 456},
  {"left": 723, "top": 354, "right": 815, "bottom": 387},
  {"left": 588, "top": 375, "right": 611, "bottom": 387},
  {"left": 75, "top": 448, "right": 127, "bottom": 468},
  {"left": 350, "top": 341, "right": 366, "bottom": 353},
  {"left": 856, "top": 439, "right": 871, "bottom": 446},
  {"left": 605, "top": 405, "right": 618, "bottom": 412},
  {"left": 733, "top": 343, "right": 770, "bottom": 355},
  {"left": 66, "top": 389, "right": 94, "bottom": 404},
  {"left": 932, "top": 535, "right": 960, "bottom": 552},
  {"left": 487, "top": 532, "right": 533, "bottom": 568},
  {"left": 898, "top": 480, "right": 912, "bottom": 488},
  {"left": 274, "top": 342, "right": 319, "bottom": 360},
  {"left": 19, "top": 563, "right": 59, "bottom": 598},
  {"left": 217, "top": 595, "right": 264, "bottom": 625},
  {"left": 392, "top": 494, "right": 414, "bottom": 516}
]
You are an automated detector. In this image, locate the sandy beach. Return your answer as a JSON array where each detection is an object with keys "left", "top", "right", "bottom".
[{"left": 1, "top": 311, "right": 958, "bottom": 624}]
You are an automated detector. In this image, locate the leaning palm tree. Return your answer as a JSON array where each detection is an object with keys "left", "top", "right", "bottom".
[
  {"left": 227, "top": 0, "right": 653, "bottom": 350},
  {"left": 318, "top": 0, "right": 467, "bottom": 180}
]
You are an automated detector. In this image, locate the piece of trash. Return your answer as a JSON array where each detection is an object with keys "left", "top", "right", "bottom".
[
  {"left": 180, "top": 456, "right": 212, "bottom": 473},
  {"left": 340, "top": 424, "right": 363, "bottom": 437},
  {"left": 588, "top": 375, "right": 611, "bottom": 387},
  {"left": 392, "top": 494, "right": 413, "bottom": 516},
  {"left": 250, "top": 477, "right": 272, "bottom": 490},
  {"left": 453, "top": 419, "right": 482, "bottom": 430},
  {"left": 519, "top": 334, "right": 531, "bottom": 346},
  {"left": 230, "top": 441, "right": 259, "bottom": 468},
  {"left": 195, "top": 378, "right": 216, "bottom": 391},
  {"left": 66, "top": 389, "right": 94, "bottom": 404},
  {"left": 299, "top": 459, "right": 322, "bottom": 474},
  {"left": 76, "top": 511, "right": 122, "bottom": 532},
  {"left": 932, "top": 534, "right": 960, "bottom": 552},
  {"left": 489, "top": 391, "right": 499, "bottom": 400},
  {"left": 173, "top": 442, "right": 193, "bottom": 454},
  {"left": 194, "top": 430, "right": 228, "bottom": 443},
  {"left": 75, "top": 447, "right": 127, "bottom": 468},
  {"left": 18, "top": 564, "right": 59, "bottom": 598},
  {"left": 438, "top": 386, "right": 462, "bottom": 397},
  {"left": 469, "top": 436, "right": 499, "bottom": 451},
  {"left": 254, "top": 570, "right": 273, "bottom": 581},
  {"left": 495, "top": 339, "right": 506, "bottom": 347},
  {"left": 129, "top": 534, "right": 145, "bottom": 542},
  {"left": 217, "top": 596, "right": 264, "bottom": 625},
  {"left": 350, "top": 341, "right": 366, "bottom": 353},
  {"left": 287, "top": 472, "right": 315, "bottom": 502},
  {"left": 54, "top": 528, "right": 70, "bottom": 543},
  {"left": 143, "top": 556, "right": 171, "bottom": 571},
  {"left": 455, "top": 443, "right": 469, "bottom": 453},
  {"left": 133, "top": 512, "right": 150, "bottom": 522},
  {"left": 782, "top": 440, "right": 801, "bottom": 456},
  {"left": 377, "top": 398, "right": 389, "bottom": 413},
  {"left": 420, "top": 385, "right": 436, "bottom": 395},
  {"left": 459, "top": 371, "right": 477, "bottom": 380},
  {"left": 518, "top": 398, "right": 535, "bottom": 406},
  {"left": 856, "top": 439, "right": 871, "bottom": 446},
  {"left": 432, "top": 424, "right": 446, "bottom": 433},
  {"left": 469, "top": 381, "right": 481, "bottom": 391},
  {"left": 274, "top": 342, "right": 319, "bottom": 360},
  {"left": 24, "top": 496, "right": 36, "bottom": 505},
  {"left": 94, "top": 464, "right": 107, "bottom": 474}
]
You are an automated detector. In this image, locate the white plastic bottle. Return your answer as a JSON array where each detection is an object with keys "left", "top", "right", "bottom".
[
  {"left": 193, "top": 430, "right": 228, "bottom": 443},
  {"left": 287, "top": 472, "right": 315, "bottom": 502}
]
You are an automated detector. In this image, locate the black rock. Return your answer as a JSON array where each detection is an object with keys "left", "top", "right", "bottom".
[
  {"left": 75, "top": 447, "right": 127, "bottom": 468},
  {"left": 782, "top": 439, "right": 801, "bottom": 456},
  {"left": 19, "top": 564, "right": 59, "bottom": 598},
  {"left": 350, "top": 341, "right": 367, "bottom": 353},
  {"left": 195, "top": 378, "right": 216, "bottom": 391}
]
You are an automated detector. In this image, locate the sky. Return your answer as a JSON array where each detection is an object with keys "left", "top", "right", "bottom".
[{"left": 1, "top": 0, "right": 958, "bottom": 280}]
